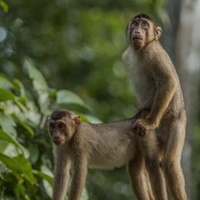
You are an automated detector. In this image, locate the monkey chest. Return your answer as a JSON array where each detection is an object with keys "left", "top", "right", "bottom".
[{"left": 130, "top": 64, "right": 156, "bottom": 108}]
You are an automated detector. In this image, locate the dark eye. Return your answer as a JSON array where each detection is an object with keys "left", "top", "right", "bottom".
[
  {"left": 141, "top": 22, "right": 148, "bottom": 28},
  {"left": 58, "top": 123, "right": 66, "bottom": 130},
  {"left": 131, "top": 21, "right": 138, "bottom": 27},
  {"left": 49, "top": 123, "right": 55, "bottom": 130}
]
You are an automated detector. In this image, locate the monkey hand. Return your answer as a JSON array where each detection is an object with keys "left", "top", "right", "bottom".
[{"left": 133, "top": 119, "right": 155, "bottom": 136}]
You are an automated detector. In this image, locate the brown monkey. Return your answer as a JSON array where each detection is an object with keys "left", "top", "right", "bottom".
[
  {"left": 48, "top": 109, "right": 157, "bottom": 200},
  {"left": 122, "top": 14, "right": 187, "bottom": 200}
]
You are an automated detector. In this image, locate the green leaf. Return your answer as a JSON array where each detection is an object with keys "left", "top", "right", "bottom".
[
  {"left": 0, "top": 0, "right": 8, "bottom": 12},
  {"left": 34, "top": 166, "right": 53, "bottom": 197},
  {"left": 0, "top": 112, "right": 17, "bottom": 137},
  {"left": 0, "top": 153, "right": 36, "bottom": 184},
  {"left": 34, "top": 170, "right": 53, "bottom": 185},
  {"left": 80, "top": 187, "right": 89, "bottom": 200},
  {"left": 14, "top": 183, "right": 31, "bottom": 200},
  {"left": 0, "top": 129, "right": 29, "bottom": 158},
  {"left": 39, "top": 165, "right": 53, "bottom": 198},
  {"left": 28, "top": 145, "right": 39, "bottom": 164},
  {"left": 0, "top": 129, "right": 18, "bottom": 147},
  {"left": 24, "top": 60, "right": 50, "bottom": 112},
  {"left": 14, "top": 79, "right": 26, "bottom": 97},
  {"left": 12, "top": 114, "right": 34, "bottom": 136},
  {"left": 78, "top": 113, "right": 102, "bottom": 123},
  {"left": 56, "top": 90, "right": 90, "bottom": 110},
  {"left": 0, "top": 73, "right": 15, "bottom": 90},
  {"left": 0, "top": 89, "right": 15, "bottom": 102},
  {"left": 24, "top": 60, "right": 48, "bottom": 91}
]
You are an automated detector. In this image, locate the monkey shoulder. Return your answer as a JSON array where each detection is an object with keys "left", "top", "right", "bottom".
[
  {"left": 144, "top": 42, "right": 168, "bottom": 62},
  {"left": 71, "top": 123, "right": 98, "bottom": 150},
  {"left": 144, "top": 42, "right": 176, "bottom": 77}
]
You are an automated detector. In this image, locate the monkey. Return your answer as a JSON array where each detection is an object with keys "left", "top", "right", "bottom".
[
  {"left": 48, "top": 108, "right": 161, "bottom": 200},
  {"left": 122, "top": 14, "right": 187, "bottom": 200}
]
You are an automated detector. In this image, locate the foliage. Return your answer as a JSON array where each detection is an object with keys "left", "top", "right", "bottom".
[
  {"left": 0, "top": 0, "right": 8, "bottom": 12},
  {"left": 0, "top": 61, "right": 92, "bottom": 199}
]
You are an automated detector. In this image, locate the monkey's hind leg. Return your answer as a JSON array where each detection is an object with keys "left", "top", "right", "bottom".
[
  {"left": 141, "top": 132, "right": 168, "bottom": 200},
  {"left": 162, "top": 121, "right": 187, "bottom": 200},
  {"left": 127, "top": 149, "right": 155, "bottom": 200}
]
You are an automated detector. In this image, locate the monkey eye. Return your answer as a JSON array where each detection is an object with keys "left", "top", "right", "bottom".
[
  {"left": 131, "top": 21, "right": 138, "bottom": 27},
  {"left": 58, "top": 123, "right": 66, "bottom": 130},
  {"left": 49, "top": 123, "right": 55, "bottom": 130},
  {"left": 141, "top": 21, "right": 148, "bottom": 29}
]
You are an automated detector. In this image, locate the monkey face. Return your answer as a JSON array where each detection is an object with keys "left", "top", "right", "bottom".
[
  {"left": 48, "top": 110, "right": 81, "bottom": 146},
  {"left": 48, "top": 120, "right": 69, "bottom": 145},
  {"left": 127, "top": 17, "right": 162, "bottom": 50}
]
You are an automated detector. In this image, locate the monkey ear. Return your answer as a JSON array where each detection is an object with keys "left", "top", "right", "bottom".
[
  {"left": 47, "top": 116, "right": 51, "bottom": 123},
  {"left": 73, "top": 115, "right": 81, "bottom": 126},
  {"left": 155, "top": 27, "right": 162, "bottom": 40}
]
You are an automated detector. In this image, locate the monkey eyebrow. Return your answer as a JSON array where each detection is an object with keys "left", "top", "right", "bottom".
[{"left": 131, "top": 19, "right": 139, "bottom": 24}]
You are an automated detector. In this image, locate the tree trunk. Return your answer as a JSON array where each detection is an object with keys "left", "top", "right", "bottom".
[{"left": 164, "top": 0, "right": 200, "bottom": 199}]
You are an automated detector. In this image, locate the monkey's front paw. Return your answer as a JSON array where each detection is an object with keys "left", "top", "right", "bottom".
[{"left": 133, "top": 119, "right": 154, "bottom": 136}]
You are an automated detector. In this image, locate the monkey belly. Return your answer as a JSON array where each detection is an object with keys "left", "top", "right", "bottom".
[
  {"left": 88, "top": 155, "right": 129, "bottom": 169},
  {"left": 88, "top": 144, "right": 135, "bottom": 169}
]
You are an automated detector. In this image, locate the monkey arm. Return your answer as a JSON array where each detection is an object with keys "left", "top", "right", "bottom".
[
  {"left": 134, "top": 66, "right": 176, "bottom": 136},
  {"left": 53, "top": 153, "right": 71, "bottom": 200},
  {"left": 147, "top": 60, "right": 177, "bottom": 128},
  {"left": 68, "top": 152, "right": 88, "bottom": 200}
]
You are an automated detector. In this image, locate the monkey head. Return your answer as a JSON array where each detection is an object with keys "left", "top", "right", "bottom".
[
  {"left": 48, "top": 109, "right": 81, "bottom": 145},
  {"left": 126, "top": 14, "right": 162, "bottom": 50}
]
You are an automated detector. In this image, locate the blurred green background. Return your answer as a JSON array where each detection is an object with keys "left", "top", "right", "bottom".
[{"left": 0, "top": 0, "right": 199, "bottom": 199}]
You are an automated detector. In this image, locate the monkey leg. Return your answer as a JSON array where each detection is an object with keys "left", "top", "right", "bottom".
[
  {"left": 68, "top": 154, "right": 88, "bottom": 200},
  {"left": 141, "top": 132, "right": 168, "bottom": 200},
  {"left": 162, "top": 121, "right": 187, "bottom": 200},
  {"left": 53, "top": 155, "right": 71, "bottom": 200},
  {"left": 127, "top": 149, "right": 155, "bottom": 200}
]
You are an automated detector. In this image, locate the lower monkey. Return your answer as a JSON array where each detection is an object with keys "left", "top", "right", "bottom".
[{"left": 48, "top": 109, "right": 166, "bottom": 200}]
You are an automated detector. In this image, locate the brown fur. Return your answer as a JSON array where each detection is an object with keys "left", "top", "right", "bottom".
[
  {"left": 48, "top": 109, "right": 159, "bottom": 200},
  {"left": 122, "top": 14, "right": 187, "bottom": 200}
]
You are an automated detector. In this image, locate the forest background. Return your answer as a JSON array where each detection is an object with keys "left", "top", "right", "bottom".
[{"left": 0, "top": 0, "right": 199, "bottom": 199}]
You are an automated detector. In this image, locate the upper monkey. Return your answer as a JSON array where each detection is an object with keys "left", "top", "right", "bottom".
[
  {"left": 122, "top": 14, "right": 184, "bottom": 136},
  {"left": 122, "top": 14, "right": 187, "bottom": 200}
]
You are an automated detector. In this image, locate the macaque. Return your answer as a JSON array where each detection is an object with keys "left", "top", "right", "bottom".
[
  {"left": 48, "top": 109, "right": 161, "bottom": 200},
  {"left": 122, "top": 14, "right": 187, "bottom": 200}
]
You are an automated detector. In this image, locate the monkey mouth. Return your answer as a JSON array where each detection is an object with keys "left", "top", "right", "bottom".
[
  {"left": 54, "top": 140, "right": 65, "bottom": 145},
  {"left": 132, "top": 37, "right": 143, "bottom": 41}
]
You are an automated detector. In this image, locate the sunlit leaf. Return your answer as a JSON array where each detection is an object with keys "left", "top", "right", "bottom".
[
  {"left": 34, "top": 170, "right": 53, "bottom": 185},
  {"left": 0, "top": 112, "right": 17, "bottom": 137},
  {"left": 78, "top": 113, "right": 102, "bottom": 123},
  {"left": 56, "top": 90, "right": 90, "bottom": 110},
  {"left": 0, "top": 140, "right": 8, "bottom": 153},
  {"left": 0, "top": 129, "right": 29, "bottom": 157},
  {"left": 0, "top": 89, "right": 15, "bottom": 102},
  {"left": 80, "top": 187, "right": 89, "bottom": 200},
  {"left": 0, "top": 154, "right": 36, "bottom": 184},
  {"left": 14, "top": 79, "right": 26, "bottom": 97},
  {"left": 0, "top": 0, "right": 8, "bottom": 12},
  {"left": 24, "top": 60, "right": 50, "bottom": 112},
  {"left": 34, "top": 165, "right": 53, "bottom": 197},
  {"left": 24, "top": 60, "right": 48, "bottom": 91}
]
